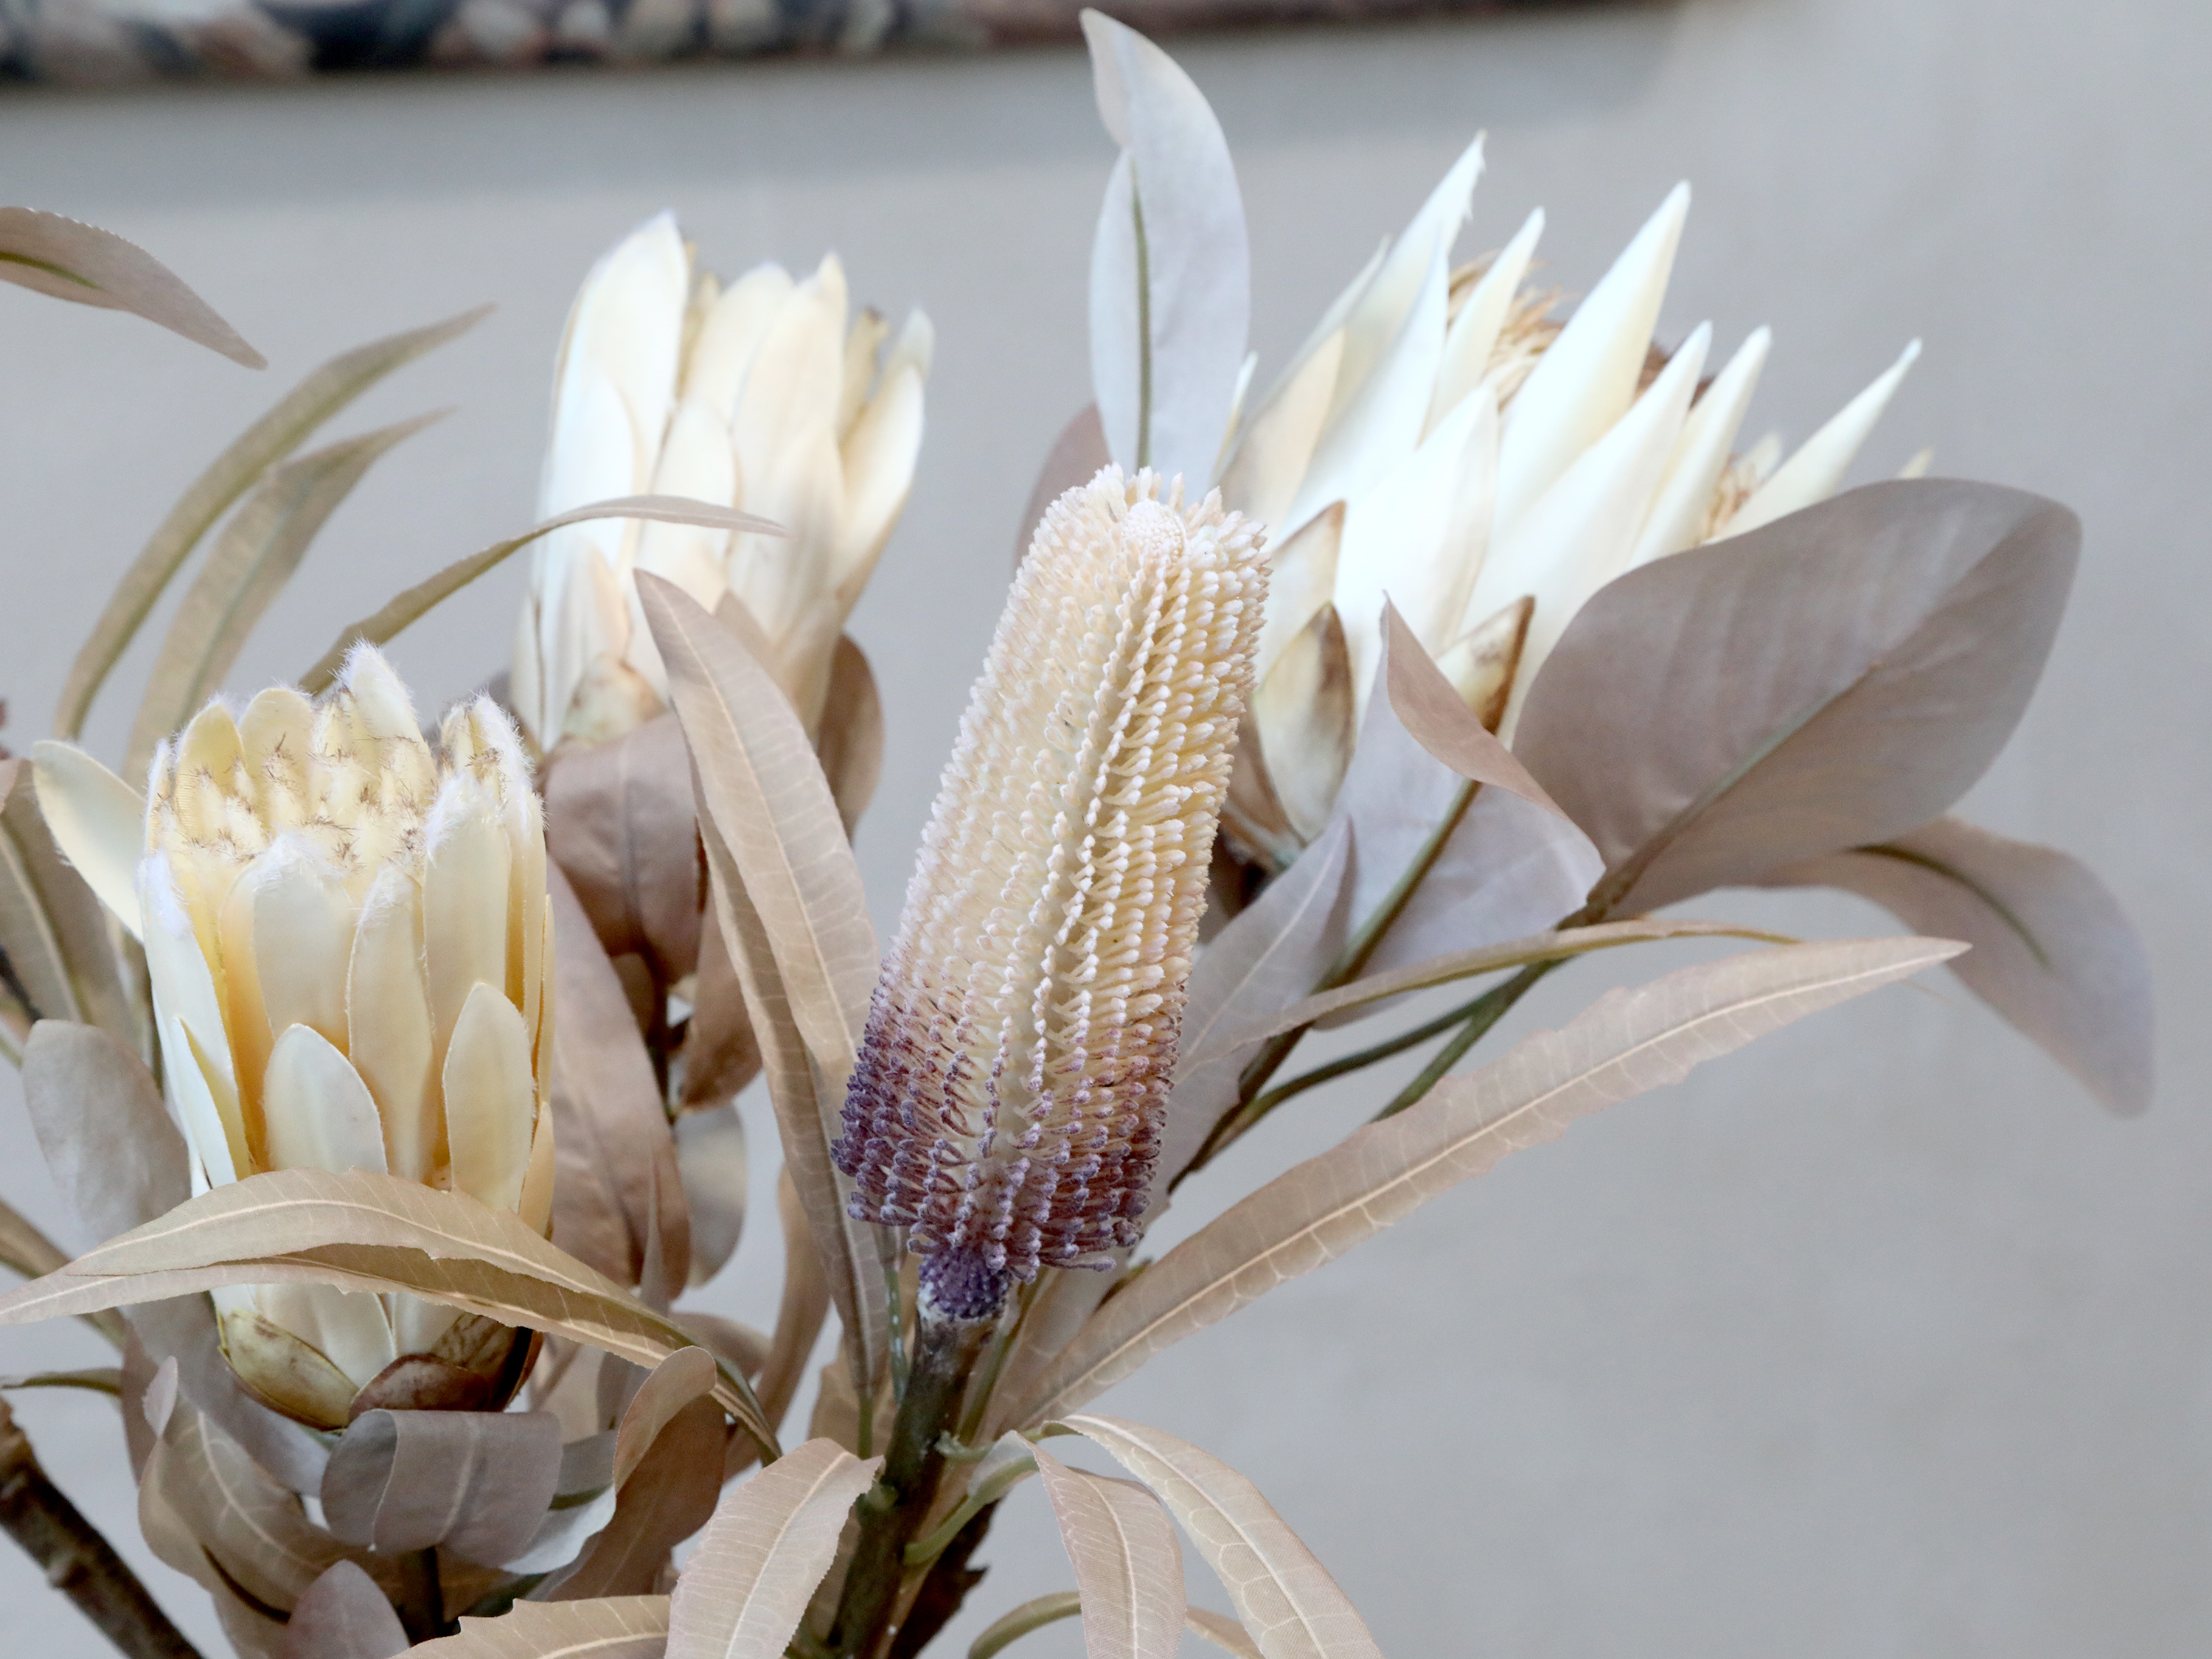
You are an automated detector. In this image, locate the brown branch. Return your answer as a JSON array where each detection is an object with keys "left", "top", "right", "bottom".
[{"left": 0, "top": 1396, "right": 203, "bottom": 1659}]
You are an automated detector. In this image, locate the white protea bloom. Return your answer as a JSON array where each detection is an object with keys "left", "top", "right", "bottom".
[
  {"left": 133, "top": 647, "right": 553, "bottom": 1428},
  {"left": 1221, "top": 149, "right": 1919, "bottom": 852},
  {"left": 513, "top": 211, "right": 931, "bottom": 751},
  {"left": 834, "top": 467, "right": 1267, "bottom": 1318}
]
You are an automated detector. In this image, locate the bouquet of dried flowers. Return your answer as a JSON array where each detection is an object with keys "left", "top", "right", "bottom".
[{"left": 0, "top": 14, "right": 2152, "bottom": 1658}]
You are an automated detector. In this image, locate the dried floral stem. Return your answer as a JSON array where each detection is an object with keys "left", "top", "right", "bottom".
[
  {"left": 0, "top": 1397, "right": 203, "bottom": 1659},
  {"left": 829, "top": 1308, "right": 995, "bottom": 1659},
  {"left": 394, "top": 1546, "right": 451, "bottom": 1644},
  {"left": 1374, "top": 961, "right": 1557, "bottom": 1120},
  {"left": 1187, "top": 776, "right": 1484, "bottom": 1175}
]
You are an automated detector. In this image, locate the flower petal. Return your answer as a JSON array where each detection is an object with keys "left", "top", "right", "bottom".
[
  {"left": 251, "top": 843, "right": 355, "bottom": 1052},
  {"left": 1627, "top": 324, "right": 1771, "bottom": 568},
  {"left": 347, "top": 867, "right": 440, "bottom": 1183},
  {"left": 30, "top": 740, "right": 145, "bottom": 937},
  {"left": 263, "top": 1023, "right": 389, "bottom": 1178},
  {"left": 1724, "top": 339, "right": 1921, "bottom": 538},
  {"left": 443, "top": 981, "right": 538, "bottom": 1216}
]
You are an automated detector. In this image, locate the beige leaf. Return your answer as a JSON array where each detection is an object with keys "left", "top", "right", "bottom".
[
  {"left": 815, "top": 635, "right": 885, "bottom": 836},
  {"left": 0, "top": 1166, "right": 776, "bottom": 1458},
  {"left": 1229, "top": 917, "right": 1795, "bottom": 1043},
  {"left": 55, "top": 305, "right": 485, "bottom": 740},
  {"left": 1021, "top": 937, "right": 1962, "bottom": 1425},
  {"left": 299, "top": 497, "right": 782, "bottom": 699},
  {"left": 553, "top": 1393, "right": 726, "bottom": 1600},
  {"left": 543, "top": 714, "right": 705, "bottom": 990},
  {"left": 752, "top": 1166, "right": 830, "bottom": 1449},
  {"left": 125, "top": 411, "right": 444, "bottom": 780},
  {"left": 410, "top": 1597, "right": 671, "bottom": 1658},
  {"left": 0, "top": 762, "right": 135, "bottom": 1045},
  {"left": 1033, "top": 1444, "right": 1186, "bottom": 1659},
  {"left": 664, "top": 1438, "right": 881, "bottom": 1659},
  {"left": 279, "top": 1560, "right": 408, "bottom": 1659},
  {"left": 547, "top": 863, "right": 689, "bottom": 1292},
  {"left": 1185, "top": 1608, "right": 1265, "bottom": 1658},
  {"left": 695, "top": 744, "right": 890, "bottom": 1420},
  {"left": 1379, "top": 600, "right": 1565, "bottom": 819},
  {"left": 1060, "top": 1416, "right": 1379, "bottom": 1659},
  {"left": 639, "top": 573, "right": 877, "bottom": 1073},
  {"left": 28, "top": 740, "right": 145, "bottom": 939},
  {"left": 614, "top": 1346, "right": 720, "bottom": 1489},
  {"left": 0, "top": 206, "right": 262, "bottom": 364},
  {"left": 322, "top": 1408, "right": 563, "bottom": 1565}
]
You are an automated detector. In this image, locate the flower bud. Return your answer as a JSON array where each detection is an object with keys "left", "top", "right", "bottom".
[
  {"left": 833, "top": 469, "right": 1267, "bottom": 1304},
  {"left": 137, "top": 647, "right": 553, "bottom": 1427}
]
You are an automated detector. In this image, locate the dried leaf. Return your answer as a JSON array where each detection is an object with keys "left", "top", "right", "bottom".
[
  {"left": 663, "top": 1438, "right": 882, "bottom": 1659},
  {"left": 21, "top": 1019, "right": 189, "bottom": 1246},
  {"left": 679, "top": 913, "right": 763, "bottom": 1112},
  {"left": 279, "top": 1560, "right": 408, "bottom": 1659},
  {"left": 0, "top": 1365, "right": 120, "bottom": 1394},
  {"left": 1758, "top": 816, "right": 2154, "bottom": 1114},
  {"left": 28, "top": 740, "right": 145, "bottom": 939},
  {"left": 0, "top": 1166, "right": 776, "bottom": 1458},
  {"left": 1157, "top": 820, "right": 1356, "bottom": 1189},
  {"left": 816, "top": 636, "right": 886, "bottom": 837},
  {"left": 655, "top": 574, "right": 890, "bottom": 1410},
  {"left": 1017, "top": 406, "right": 1112, "bottom": 568},
  {"left": 1231, "top": 918, "right": 1796, "bottom": 1043},
  {"left": 547, "top": 864, "right": 689, "bottom": 1292},
  {"left": 1060, "top": 1415, "right": 1379, "bottom": 1659},
  {"left": 56, "top": 305, "right": 484, "bottom": 739},
  {"left": 640, "top": 574, "right": 877, "bottom": 1074},
  {"left": 411, "top": 1597, "right": 670, "bottom": 1658},
  {"left": 0, "top": 1196, "right": 68, "bottom": 1285},
  {"left": 1184, "top": 1608, "right": 1265, "bottom": 1659},
  {"left": 674, "top": 1103, "right": 747, "bottom": 1288},
  {"left": 1020, "top": 937, "right": 1962, "bottom": 1425},
  {"left": 1515, "top": 479, "right": 2080, "bottom": 914},
  {"left": 0, "top": 759, "right": 133, "bottom": 1049},
  {"left": 554, "top": 1393, "right": 726, "bottom": 1600},
  {"left": 1330, "top": 628, "right": 1601, "bottom": 983},
  {"left": 1084, "top": 14, "right": 1250, "bottom": 483},
  {"left": 300, "top": 497, "right": 781, "bottom": 698},
  {"left": 125, "top": 411, "right": 443, "bottom": 779},
  {"left": 1033, "top": 1443, "right": 1186, "bottom": 1659},
  {"left": 544, "top": 714, "right": 705, "bottom": 990},
  {"left": 324, "top": 1408, "right": 563, "bottom": 1564},
  {"left": 753, "top": 1166, "right": 830, "bottom": 1448},
  {"left": 613, "top": 1347, "right": 719, "bottom": 1489},
  {"left": 0, "top": 206, "right": 262, "bottom": 365},
  {"left": 1379, "top": 602, "right": 1565, "bottom": 820}
]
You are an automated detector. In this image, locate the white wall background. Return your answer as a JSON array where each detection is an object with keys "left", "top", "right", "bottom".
[{"left": 1, "top": 0, "right": 2207, "bottom": 1650}]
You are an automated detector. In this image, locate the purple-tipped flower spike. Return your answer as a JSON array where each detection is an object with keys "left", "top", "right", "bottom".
[{"left": 834, "top": 467, "right": 1268, "bottom": 1310}]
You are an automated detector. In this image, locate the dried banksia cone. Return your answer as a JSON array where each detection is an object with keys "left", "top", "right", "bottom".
[{"left": 833, "top": 467, "right": 1267, "bottom": 1319}]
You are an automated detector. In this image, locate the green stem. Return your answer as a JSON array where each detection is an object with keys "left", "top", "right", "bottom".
[
  {"left": 1183, "top": 778, "right": 1483, "bottom": 1176},
  {"left": 829, "top": 1308, "right": 994, "bottom": 1659},
  {"left": 394, "top": 1547, "right": 448, "bottom": 1644},
  {"left": 1374, "top": 961, "right": 1556, "bottom": 1120}
]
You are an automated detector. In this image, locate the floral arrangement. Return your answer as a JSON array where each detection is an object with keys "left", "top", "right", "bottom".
[{"left": 0, "top": 15, "right": 2152, "bottom": 1659}]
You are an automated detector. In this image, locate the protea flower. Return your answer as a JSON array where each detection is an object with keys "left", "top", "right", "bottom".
[
  {"left": 133, "top": 647, "right": 552, "bottom": 1427},
  {"left": 1222, "top": 161, "right": 1919, "bottom": 859},
  {"left": 832, "top": 467, "right": 1267, "bottom": 1319},
  {"left": 512, "top": 211, "right": 931, "bottom": 751}
]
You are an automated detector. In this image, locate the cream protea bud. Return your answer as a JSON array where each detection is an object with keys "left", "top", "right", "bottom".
[
  {"left": 136, "top": 646, "right": 553, "bottom": 1427},
  {"left": 832, "top": 468, "right": 1267, "bottom": 1317}
]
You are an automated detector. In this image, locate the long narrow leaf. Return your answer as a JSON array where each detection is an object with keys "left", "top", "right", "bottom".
[
  {"left": 1033, "top": 1443, "right": 1186, "bottom": 1659},
  {"left": 0, "top": 1167, "right": 777, "bottom": 1458},
  {"left": 301, "top": 497, "right": 779, "bottom": 697},
  {"left": 1060, "top": 1416, "right": 1380, "bottom": 1659},
  {"left": 664, "top": 1438, "right": 880, "bottom": 1659},
  {"left": 125, "top": 411, "right": 444, "bottom": 778},
  {"left": 1020, "top": 936, "right": 1961, "bottom": 1425},
  {"left": 56, "top": 305, "right": 486, "bottom": 737},
  {"left": 0, "top": 206, "right": 262, "bottom": 366}
]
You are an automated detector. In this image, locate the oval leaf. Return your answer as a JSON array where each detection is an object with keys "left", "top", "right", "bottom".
[{"left": 1515, "top": 479, "right": 2080, "bottom": 914}]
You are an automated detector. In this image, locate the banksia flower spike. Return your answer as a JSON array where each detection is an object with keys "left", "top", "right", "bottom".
[
  {"left": 133, "top": 647, "right": 553, "bottom": 1427},
  {"left": 834, "top": 467, "right": 1267, "bottom": 1321}
]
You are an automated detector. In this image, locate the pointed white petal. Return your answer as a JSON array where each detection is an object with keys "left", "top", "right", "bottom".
[
  {"left": 543, "top": 211, "right": 687, "bottom": 518},
  {"left": 257, "top": 1282, "right": 396, "bottom": 1392},
  {"left": 1427, "top": 206, "right": 1544, "bottom": 435},
  {"left": 442, "top": 982, "right": 538, "bottom": 1216},
  {"left": 422, "top": 785, "right": 513, "bottom": 1068},
  {"left": 1253, "top": 502, "right": 1344, "bottom": 683},
  {"left": 1253, "top": 605, "right": 1355, "bottom": 844},
  {"left": 686, "top": 261, "right": 796, "bottom": 416},
  {"left": 1477, "top": 322, "right": 1711, "bottom": 739},
  {"left": 348, "top": 868, "right": 439, "bottom": 1183},
  {"left": 251, "top": 842, "right": 355, "bottom": 1051},
  {"left": 1898, "top": 446, "right": 1934, "bottom": 480},
  {"left": 263, "top": 1023, "right": 389, "bottom": 1177},
  {"left": 1219, "top": 330, "right": 1342, "bottom": 533},
  {"left": 834, "top": 358, "right": 925, "bottom": 609},
  {"left": 1724, "top": 340, "right": 1921, "bottom": 538},
  {"left": 30, "top": 741, "right": 145, "bottom": 937},
  {"left": 1626, "top": 324, "right": 1771, "bottom": 570},
  {"left": 1495, "top": 183, "right": 1689, "bottom": 532},
  {"left": 882, "top": 307, "right": 934, "bottom": 388},
  {"left": 1333, "top": 383, "right": 1500, "bottom": 724},
  {"left": 1329, "top": 134, "right": 1483, "bottom": 426}
]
